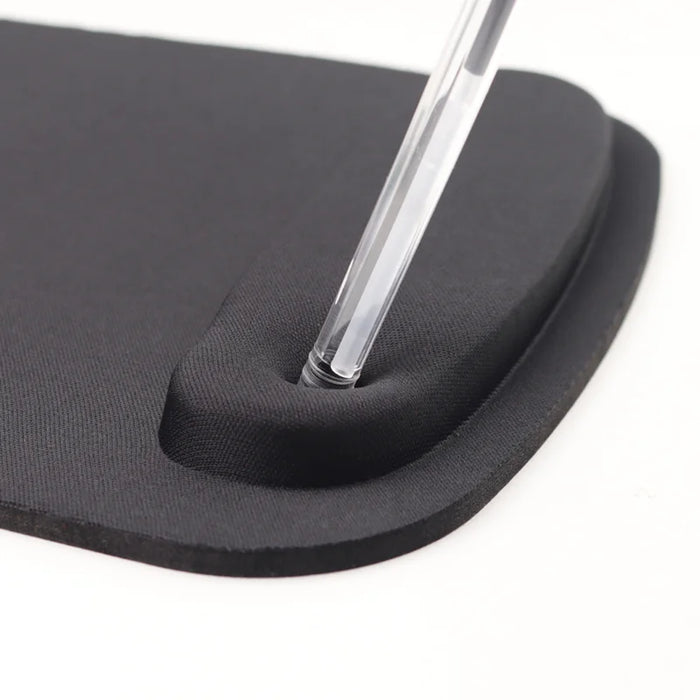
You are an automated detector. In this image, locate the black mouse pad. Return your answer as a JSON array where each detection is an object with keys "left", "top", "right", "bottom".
[{"left": 0, "top": 21, "right": 659, "bottom": 576}]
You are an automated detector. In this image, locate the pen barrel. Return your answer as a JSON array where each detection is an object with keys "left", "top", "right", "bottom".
[{"left": 301, "top": 0, "right": 516, "bottom": 388}]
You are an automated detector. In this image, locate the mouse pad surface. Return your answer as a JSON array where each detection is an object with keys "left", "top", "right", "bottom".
[{"left": 0, "top": 21, "right": 658, "bottom": 575}]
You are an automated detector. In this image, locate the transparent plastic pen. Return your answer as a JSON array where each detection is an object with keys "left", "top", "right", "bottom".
[{"left": 299, "top": 0, "right": 516, "bottom": 389}]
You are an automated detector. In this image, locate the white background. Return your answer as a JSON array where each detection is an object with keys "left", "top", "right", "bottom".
[{"left": 1, "top": 1, "right": 698, "bottom": 698}]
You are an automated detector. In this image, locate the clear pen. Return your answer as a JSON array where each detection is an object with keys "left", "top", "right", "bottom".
[{"left": 299, "top": 0, "right": 517, "bottom": 389}]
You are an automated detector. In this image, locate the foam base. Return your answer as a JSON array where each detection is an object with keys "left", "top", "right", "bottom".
[{"left": 0, "top": 21, "right": 659, "bottom": 575}]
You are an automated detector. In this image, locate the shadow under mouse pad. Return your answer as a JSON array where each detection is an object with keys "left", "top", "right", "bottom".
[{"left": 0, "top": 21, "right": 659, "bottom": 576}]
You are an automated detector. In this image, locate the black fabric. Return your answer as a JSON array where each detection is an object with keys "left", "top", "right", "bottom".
[
  {"left": 159, "top": 69, "right": 611, "bottom": 487},
  {"left": 0, "top": 21, "right": 659, "bottom": 576}
]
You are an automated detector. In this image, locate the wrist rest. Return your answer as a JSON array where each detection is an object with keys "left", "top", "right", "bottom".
[{"left": 159, "top": 70, "right": 611, "bottom": 487}]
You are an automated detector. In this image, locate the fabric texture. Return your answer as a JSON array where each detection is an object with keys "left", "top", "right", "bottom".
[
  {"left": 0, "top": 21, "right": 659, "bottom": 575},
  {"left": 159, "top": 68, "right": 611, "bottom": 487}
]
